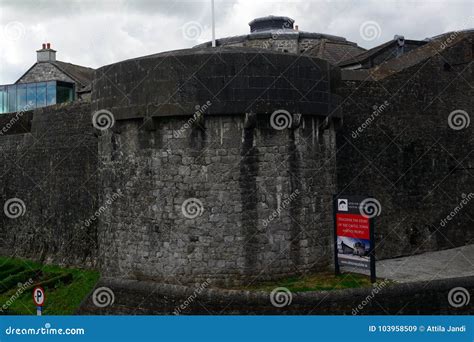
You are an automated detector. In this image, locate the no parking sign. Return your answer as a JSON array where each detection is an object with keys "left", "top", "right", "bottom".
[{"left": 33, "top": 287, "right": 45, "bottom": 316}]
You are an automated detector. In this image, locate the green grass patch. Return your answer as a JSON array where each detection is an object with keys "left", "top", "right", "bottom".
[
  {"left": 238, "top": 272, "right": 385, "bottom": 292},
  {"left": 0, "top": 256, "right": 99, "bottom": 315}
]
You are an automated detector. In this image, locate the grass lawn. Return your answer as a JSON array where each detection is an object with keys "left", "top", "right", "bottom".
[
  {"left": 0, "top": 256, "right": 99, "bottom": 315},
  {"left": 239, "top": 272, "right": 384, "bottom": 292}
]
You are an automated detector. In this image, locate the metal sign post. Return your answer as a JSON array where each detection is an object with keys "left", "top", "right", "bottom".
[
  {"left": 333, "top": 195, "right": 376, "bottom": 283},
  {"left": 33, "top": 287, "right": 45, "bottom": 316}
]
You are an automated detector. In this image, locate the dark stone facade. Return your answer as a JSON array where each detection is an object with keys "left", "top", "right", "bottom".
[
  {"left": 92, "top": 48, "right": 340, "bottom": 119},
  {"left": 336, "top": 35, "right": 474, "bottom": 258},
  {"left": 0, "top": 29, "right": 471, "bottom": 289},
  {"left": 0, "top": 102, "right": 98, "bottom": 265},
  {"left": 94, "top": 48, "right": 340, "bottom": 285}
]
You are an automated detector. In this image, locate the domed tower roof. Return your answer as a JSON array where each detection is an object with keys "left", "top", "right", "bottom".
[
  {"left": 194, "top": 15, "right": 366, "bottom": 65},
  {"left": 248, "top": 15, "right": 295, "bottom": 33}
]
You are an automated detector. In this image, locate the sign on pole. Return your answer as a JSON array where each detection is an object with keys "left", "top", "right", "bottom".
[
  {"left": 33, "top": 287, "right": 45, "bottom": 316},
  {"left": 333, "top": 195, "right": 376, "bottom": 282}
]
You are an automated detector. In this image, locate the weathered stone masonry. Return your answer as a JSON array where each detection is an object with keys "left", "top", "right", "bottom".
[
  {"left": 336, "top": 35, "right": 474, "bottom": 258},
  {"left": 0, "top": 102, "right": 98, "bottom": 265},
  {"left": 1, "top": 27, "right": 471, "bottom": 289},
  {"left": 93, "top": 48, "right": 341, "bottom": 285}
]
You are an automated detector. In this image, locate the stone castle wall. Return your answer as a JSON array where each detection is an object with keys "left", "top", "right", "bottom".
[
  {"left": 0, "top": 37, "right": 471, "bottom": 286},
  {"left": 336, "top": 36, "right": 474, "bottom": 259},
  {"left": 97, "top": 114, "right": 336, "bottom": 285},
  {"left": 93, "top": 48, "right": 340, "bottom": 285},
  {"left": 0, "top": 48, "right": 341, "bottom": 285},
  {"left": 210, "top": 36, "right": 321, "bottom": 54},
  {"left": 0, "top": 101, "right": 98, "bottom": 265}
]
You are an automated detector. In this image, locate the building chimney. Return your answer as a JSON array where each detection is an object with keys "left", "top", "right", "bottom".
[
  {"left": 394, "top": 35, "right": 405, "bottom": 57},
  {"left": 37, "top": 43, "right": 56, "bottom": 62},
  {"left": 295, "top": 25, "right": 299, "bottom": 31}
]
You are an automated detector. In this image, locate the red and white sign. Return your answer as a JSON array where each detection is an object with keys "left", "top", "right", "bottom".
[
  {"left": 33, "top": 287, "right": 45, "bottom": 306},
  {"left": 336, "top": 213, "right": 370, "bottom": 239}
]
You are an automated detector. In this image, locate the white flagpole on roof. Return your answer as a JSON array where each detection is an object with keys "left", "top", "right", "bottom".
[{"left": 211, "top": 0, "right": 216, "bottom": 47}]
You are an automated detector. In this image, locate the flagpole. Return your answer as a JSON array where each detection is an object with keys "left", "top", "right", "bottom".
[{"left": 211, "top": 0, "right": 216, "bottom": 47}]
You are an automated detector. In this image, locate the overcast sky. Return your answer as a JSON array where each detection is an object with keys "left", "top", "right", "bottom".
[{"left": 0, "top": 0, "right": 472, "bottom": 84}]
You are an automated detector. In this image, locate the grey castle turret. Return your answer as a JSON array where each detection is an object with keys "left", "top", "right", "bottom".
[
  {"left": 248, "top": 15, "right": 295, "bottom": 32},
  {"left": 93, "top": 48, "right": 341, "bottom": 285}
]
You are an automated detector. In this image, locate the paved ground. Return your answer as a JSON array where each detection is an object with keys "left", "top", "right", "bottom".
[{"left": 377, "top": 244, "right": 474, "bottom": 283}]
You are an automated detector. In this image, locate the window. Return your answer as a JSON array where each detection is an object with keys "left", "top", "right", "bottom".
[
  {"left": 36, "top": 82, "right": 47, "bottom": 108},
  {"left": 56, "top": 82, "right": 74, "bottom": 104},
  {"left": 7, "top": 85, "right": 16, "bottom": 113},
  {"left": 46, "top": 81, "right": 56, "bottom": 105},
  {"left": 0, "top": 86, "right": 5, "bottom": 114},
  {"left": 0, "top": 81, "right": 75, "bottom": 114},
  {"left": 17, "top": 84, "right": 27, "bottom": 111},
  {"left": 27, "top": 83, "right": 36, "bottom": 109}
]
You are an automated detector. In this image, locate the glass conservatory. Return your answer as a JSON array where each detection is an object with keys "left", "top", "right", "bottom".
[{"left": 0, "top": 80, "right": 75, "bottom": 114}]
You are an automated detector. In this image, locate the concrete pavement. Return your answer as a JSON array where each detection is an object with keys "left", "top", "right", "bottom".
[{"left": 377, "top": 244, "right": 474, "bottom": 283}]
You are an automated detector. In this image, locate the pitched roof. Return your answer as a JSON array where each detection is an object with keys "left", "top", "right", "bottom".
[
  {"left": 304, "top": 39, "right": 366, "bottom": 65},
  {"left": 14, "top": 60, "right": 95, "bottom": 90},
  {"left": 338, "top": 39, "right": 426, "bottom": 67},
  {"left": 341, "top": 30, "right": 473, "bottom": 81},
  {"left": 52, "top": 61, "right": 95, "bottom": 87}
]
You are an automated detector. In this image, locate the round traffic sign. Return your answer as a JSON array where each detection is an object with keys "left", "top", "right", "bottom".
[{"left": 33, "top": 287, "right": 45, "bottom": 306}]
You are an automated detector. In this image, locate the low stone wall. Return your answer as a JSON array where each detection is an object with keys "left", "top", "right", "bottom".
[{"left": 78, "top": 276, "right": 474, "bottom": 315}]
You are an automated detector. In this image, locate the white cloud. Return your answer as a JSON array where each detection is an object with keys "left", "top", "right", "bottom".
[{"left": 0, "top": 0, "right": 472, "bottom": 84}]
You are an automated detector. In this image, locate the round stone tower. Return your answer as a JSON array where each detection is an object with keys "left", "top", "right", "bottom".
[{"left": 93, "top": 47, "right": 342, "bottom": 286}]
